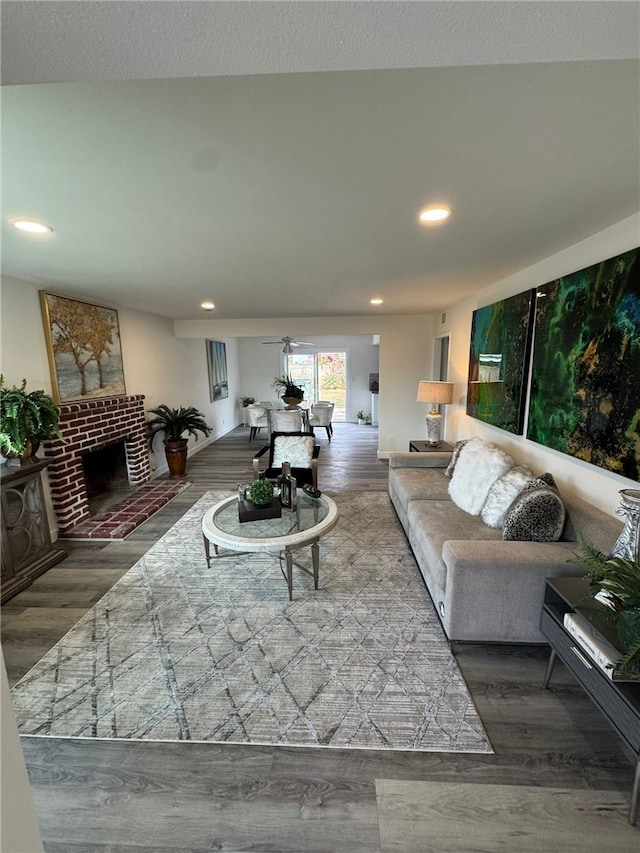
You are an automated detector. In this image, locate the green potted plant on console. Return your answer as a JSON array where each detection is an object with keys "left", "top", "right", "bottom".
[
  {"left": 0, "top": 376, "right": 62, "bottom": 464},
  {"left": 147, "top": 404, "right": 212, "bottom": 478}
]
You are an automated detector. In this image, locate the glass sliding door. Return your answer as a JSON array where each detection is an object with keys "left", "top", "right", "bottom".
[{"left": 285, "top": 351, "right": 347, "bottom": 421}]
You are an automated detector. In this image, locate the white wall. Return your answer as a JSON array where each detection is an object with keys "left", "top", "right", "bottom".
[
  {"left": 1, "top": 652, "right": 44, "bottom": 852},
  {"left": 0, "top": 276, "right": 238, "bottom": 477},
  {"left": 443, "top": 213, "right": 640, "bottom": 516},
  {"left": 1, "top": 278, "right": 435, "bottom": 463},
  {"left": 236, "top": 334, "right": 379, "bottom": 420},
  {"left": 175, "top": 314, "right": 436, "bottom": 453}
]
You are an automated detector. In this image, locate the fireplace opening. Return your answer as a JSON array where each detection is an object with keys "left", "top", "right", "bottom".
[{"left": 81, "top": 441, "right": 135, "bottom": 515}]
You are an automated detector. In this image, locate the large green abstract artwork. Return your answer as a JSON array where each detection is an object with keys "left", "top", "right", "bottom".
[
  {"left": 466, "top": 289, "right": 536, "bottom": 434},
  {"left": 528, "top": 248, "right": 640, "bottom": 480}
]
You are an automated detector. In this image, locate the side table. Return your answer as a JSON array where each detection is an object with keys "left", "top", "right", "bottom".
[
  {"left": 540, "top": 576, "right": 640, "bottom": 825},
  {"left": 409, "top": 440, "right": 454, "bottom": 453}
]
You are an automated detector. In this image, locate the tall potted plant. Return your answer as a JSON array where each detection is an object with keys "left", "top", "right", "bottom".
[
  {"left": 272, "top": 374, "right": 304, "bottom": 405},
  {"left": 147, "top": 404, "right": 212, "bottom": 477},
  {"left": 0, "top": 376, "right": 62, "bottom": 463}
]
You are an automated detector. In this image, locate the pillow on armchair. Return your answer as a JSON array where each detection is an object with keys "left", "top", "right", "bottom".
[{"left": 272, "top": 434, "right": 316, "bottom": 468}]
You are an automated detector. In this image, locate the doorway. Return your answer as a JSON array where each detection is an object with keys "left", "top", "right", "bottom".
[{"left": 285, "top": 351, "right": 347, "bottom": 421}]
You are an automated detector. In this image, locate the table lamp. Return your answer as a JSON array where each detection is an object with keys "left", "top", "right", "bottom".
[{"left": 417, "top": 380, "right": 454, "bottom": 446}]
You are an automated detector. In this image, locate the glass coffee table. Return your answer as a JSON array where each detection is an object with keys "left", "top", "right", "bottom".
[{"left": 201, "top": 493, "right": 339, "bottom": 600}]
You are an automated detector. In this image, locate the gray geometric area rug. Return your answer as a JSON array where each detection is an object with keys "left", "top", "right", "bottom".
[{"left": 12, "top": 491, "right": 492, "bottom": 753}]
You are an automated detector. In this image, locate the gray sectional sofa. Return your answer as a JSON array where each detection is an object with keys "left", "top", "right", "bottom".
[{"left": 388, "top": 440, "right": 623, "bottom": 644}]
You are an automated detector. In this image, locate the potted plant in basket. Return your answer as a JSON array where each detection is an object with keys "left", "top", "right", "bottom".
[
  {"left": 272, "top": 374, "right": 304, "bottom": 405},
  {"left": 147, "top": 404, "right": 212, "bottom": 478},
  {"left": 0, "top": 376, "right": 63, "bottom": 464}
]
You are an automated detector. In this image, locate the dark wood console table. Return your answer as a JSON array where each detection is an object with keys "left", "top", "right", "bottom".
[
  {"left": 541, "top": 576, "right": 640, "bottom": 825},
  {"left": 1, "top": 460, "right": 67, "bottom": 603},
  {"left": 409, "top": 440, "right": 454, "bottom": 453}
]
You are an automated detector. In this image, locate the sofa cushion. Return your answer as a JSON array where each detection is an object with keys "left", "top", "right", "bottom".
[
  {"left": 407, "top": 499, "right": 503, "bottom": 599},
  {"left": 480, "top": 464, "right": 536, "bottom": 528},
  {"left": 443, "top": 439, "right": 469, "bottom": 479},
  {"left": 391, "top": 467, "right": 452, "bottom": 506},
  {"left": 448, "top": 438, "right": 515, "bottom": 515},
  {"left": 503, "top": 475, "right": 565, "bottom": 542}
]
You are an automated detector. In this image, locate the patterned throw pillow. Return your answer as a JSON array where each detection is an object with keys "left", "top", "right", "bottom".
[
  {"left": 480, "top": 465, "right": 535, "bottom": 528},
  {"left": 272, "top": 434, "right": 315, "bottom": 468},
  {"left": 443, "top": 439, "right": 469, "bottom": 479},
  {"left": 502, "top": 474, "right": 566, "bottom": 542}
]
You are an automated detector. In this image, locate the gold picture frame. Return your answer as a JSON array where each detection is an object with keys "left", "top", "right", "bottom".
[{"left": 40, "top": 290, "right": 126, "bottom": 404}]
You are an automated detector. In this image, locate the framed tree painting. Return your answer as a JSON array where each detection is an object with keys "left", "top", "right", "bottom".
[
  {"left": 207, "top": 340, "right": 229, "bottom": 401},
  {"left": 466, "top": 289, "right": 536, "bottom": 434},
  {"left": 40, "top": 291, "right": 126, "bottom": 403},
  {"left": 527, "top": 248, "right": 640, "bottom": 480}
]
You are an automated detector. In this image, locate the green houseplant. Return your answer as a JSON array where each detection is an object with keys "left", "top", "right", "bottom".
[
  {"left": 272, "top": 374, "right": 304, "bottom": 404},
  {"left": 147, "top": 404, "right": 212, "bottom": 478},
  {"left": 570, "top": 538, "right": 640, "bottom": 676},
  {"left": 0, "top": 376, "right": 62, "bottom": 461},
  {"left": 240, "top": 396, "right": 256, "bottom": 407}
]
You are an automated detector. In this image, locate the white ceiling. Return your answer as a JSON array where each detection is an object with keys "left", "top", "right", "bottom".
[{"left": 1, "top": 2, "right": 639, "bottom": 321}]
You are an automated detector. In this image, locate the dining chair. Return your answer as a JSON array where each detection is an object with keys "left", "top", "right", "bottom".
[
  {"left": 269, "top": 408, "right": 303, "bottom": 433},
  {"left": 246, "top": 404, "right": 269, "bottom": 442},
  {"left": 308, "top": 402, "right": 334, "bottom": 441},
  {"left": 253, "top": 431, "right": 320, "bottom": 488}
]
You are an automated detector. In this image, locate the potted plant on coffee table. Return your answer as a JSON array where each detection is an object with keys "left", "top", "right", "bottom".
[
  {"left": 147, "top": 404, "right": 212, "bottom": 478},
  {"left": 0, "top": 376, "right": 63, "bottom": 464},
  {"left": 272, "top": 374, "right": 304, "bottom": 406}
]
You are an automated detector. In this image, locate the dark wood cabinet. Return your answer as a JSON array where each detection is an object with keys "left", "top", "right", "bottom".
[
  {"left": 1, "top": 460, "right": 66, "bottom": 603},
  {"left": 541, "top": 576, "right": 640, "bottom": 824}
]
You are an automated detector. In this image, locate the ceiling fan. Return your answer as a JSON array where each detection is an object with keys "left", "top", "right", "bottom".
[{"left": 262, "top": 335, "right": 316, "bottom": 354}]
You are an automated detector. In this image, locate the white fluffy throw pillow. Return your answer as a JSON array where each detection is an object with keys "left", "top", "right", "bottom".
[
  {"left": 480, "top": 465, "right": 535, "bottom": 528},
  {"left": 273, "top": 435, "right": 315, "bottom": 468},
  {"left": 448, "top": 438, "right": 515, "bottom": 515}
]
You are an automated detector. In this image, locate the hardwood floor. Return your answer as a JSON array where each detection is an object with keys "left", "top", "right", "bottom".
[{"left": 3, "top": 423, "right": 638, "bottom": 851}]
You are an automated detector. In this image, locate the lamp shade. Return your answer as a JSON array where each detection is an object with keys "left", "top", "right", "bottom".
[{"left": 417, "top": 381, "right": 454, "bottom": 405}]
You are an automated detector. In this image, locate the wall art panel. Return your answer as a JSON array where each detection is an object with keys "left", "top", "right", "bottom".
[
  {"left": 207, "top": 340, "right": 229, "bottom": 401},
  {"left": 466, "top": 289, "right": 536, "bottom": 434},
  {"left": 527, "top": 248, "right": 640, "bottom": 480}
]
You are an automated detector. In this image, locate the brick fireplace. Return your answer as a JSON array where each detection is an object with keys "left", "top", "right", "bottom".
[{"left": 45, "top": 395, "right": 151, "bottom": 535}]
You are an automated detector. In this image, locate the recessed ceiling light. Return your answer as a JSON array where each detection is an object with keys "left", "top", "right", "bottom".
[
  {"left": 200, "top": 300, "right": 215, "bottom": 311},
  {"left": 10, "top": 218, "right": 54, "bottom": 234},
  {"left": 418, "top": 206, "right": 452, "bottom": 225},
  {"left": 370, "top": 298, "right": 384, "bottom": 305}
]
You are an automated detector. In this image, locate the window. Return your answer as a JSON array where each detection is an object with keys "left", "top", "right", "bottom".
[{"left": 285, "top": 351, "right": 347, "bottom": 421}]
